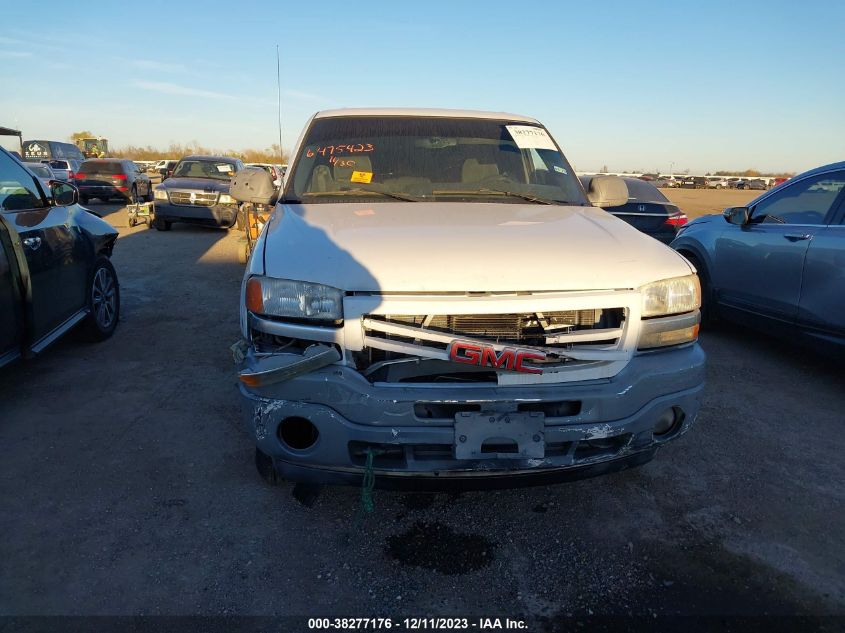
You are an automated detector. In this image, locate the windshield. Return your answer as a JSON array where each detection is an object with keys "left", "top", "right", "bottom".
[
  {"left": 286, "top": 116, "right": 586, "bottom": 204},
  {"left": 172, "top": 160, "right": 236, "bottom": 180}
]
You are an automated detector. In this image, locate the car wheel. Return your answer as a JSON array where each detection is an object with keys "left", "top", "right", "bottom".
[
  {"left": 684, "top": 252, "right": 715, "bottom": 326},
  {"left": 81, "top": 257, "right": 120, "bottom": 341},
  {"left": 255, "top": 447, "right": 280, "bottom": 486},
  {"left": 154, "top": 217, "right": 172, "bottom": 231}
]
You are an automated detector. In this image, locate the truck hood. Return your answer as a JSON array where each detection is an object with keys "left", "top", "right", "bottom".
[
  {"left": 157, "top": 177, "right": 230, "bottom": 192},
  {"left": 261, "top": 202, "right": 694, "bottom": 292}
]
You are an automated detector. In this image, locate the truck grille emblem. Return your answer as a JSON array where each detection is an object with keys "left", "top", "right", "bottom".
[{"left": 448, "top": 340, "right": 545, "bottom": 374}]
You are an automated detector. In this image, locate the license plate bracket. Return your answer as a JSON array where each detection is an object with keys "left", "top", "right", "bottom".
[{"left": 454, "top": 411, "right": 545, "bottom": 460}]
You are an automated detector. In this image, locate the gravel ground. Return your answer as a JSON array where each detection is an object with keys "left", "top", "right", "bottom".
[
  {"left": 0, "top": 199, "right": 842, "bottom": 626},
  {"left": 663, "top": 187, "right": 759, "bottom": 219}
]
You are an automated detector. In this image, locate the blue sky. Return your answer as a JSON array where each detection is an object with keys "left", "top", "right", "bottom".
[{"left": 1, "top": 0, "right": 842, "bottom": 173}]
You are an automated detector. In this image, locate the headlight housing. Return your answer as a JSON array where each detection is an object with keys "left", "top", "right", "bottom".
[
  {"left": 246, "top": 277, "right": 343, "bottom": 322},
  {"left": 640, "top": 274, "right": 701, "bottom": 318},
  {"left": 219, "top": 194, "right": 236, "bottom": 204},
  {"left": 153, "top": 188, "right": 168, "bottom": 201}
]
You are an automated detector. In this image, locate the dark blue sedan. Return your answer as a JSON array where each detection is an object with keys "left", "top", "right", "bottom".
[{"left": 671, "top": 161, "right": 845, "bottom": 351}]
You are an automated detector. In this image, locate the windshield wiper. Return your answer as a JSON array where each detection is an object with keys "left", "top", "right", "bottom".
[
  {"left": 301, "top": 188, "right": 420, "bottom": 202},
  {"left": 434, "top": 189, "right": 571, "bottom": 204},
  {"left": 475, "top": 188, "right": 563, "bottom": 205}
]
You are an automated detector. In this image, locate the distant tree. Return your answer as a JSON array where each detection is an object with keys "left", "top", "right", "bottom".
[{"left": 69, "top": 131, "right": 94, "bottom": 144}]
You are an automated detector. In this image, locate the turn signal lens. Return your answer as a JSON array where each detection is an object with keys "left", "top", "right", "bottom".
[{"left": 246, "top": 277, "right": 265, "bottom": 314}]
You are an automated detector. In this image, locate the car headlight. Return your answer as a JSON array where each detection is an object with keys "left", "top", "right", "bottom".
[
  {"left": 640, "top": 274, "right": 701, "bottom": 318},
  {"left": 246, "top": 277, "right": 343, "bottom": 322},
  {"left": 153, "top": 188, "right": 168, "bottom": 201},
  {"left": 219, "top": 194, "right": 236, "bottom": 204}
]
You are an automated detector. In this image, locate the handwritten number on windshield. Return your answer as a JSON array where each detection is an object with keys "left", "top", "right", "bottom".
[{"left": 306, "top": 144, "right": 374, "bottom": 158}]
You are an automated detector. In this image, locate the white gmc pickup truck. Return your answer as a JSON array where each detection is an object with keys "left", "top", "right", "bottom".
[{"left": 233, "top": 108, "right": 705, "bottom": 489}]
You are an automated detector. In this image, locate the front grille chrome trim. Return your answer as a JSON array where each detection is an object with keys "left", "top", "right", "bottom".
[
  {"left": 167, "top": 189, "right": 219, "bottom": 207},
  {"left": 361, "top": 318, "right": 627, "bottom": 362}
]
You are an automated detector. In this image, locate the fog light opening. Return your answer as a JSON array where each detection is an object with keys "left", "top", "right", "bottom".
[
  {"left": 278, "top": 417, "right": 319, "bottom": 451},
  {"left": 653, "top": 407, "right": 685, "bottom": 439}
]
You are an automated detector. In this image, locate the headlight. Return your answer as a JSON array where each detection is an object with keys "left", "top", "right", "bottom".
[
  {"left": 219, "top": 194, "right": 236, "bottom": 204},
  {"left": 640, "top": 274, "right": 700, "bottom": 318},
  {"left": 153, "top": 188, "right": 168, "bottom": 201},
  {"left": 246, "top": 276, "right": 343, "bottom": 322}
]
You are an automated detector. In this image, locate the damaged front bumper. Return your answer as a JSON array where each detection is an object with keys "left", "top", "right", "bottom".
[{"left": 237, "top": 342, "right": 705, "bottom": 489}]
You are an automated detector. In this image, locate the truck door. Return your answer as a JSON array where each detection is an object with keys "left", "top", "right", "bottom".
[{"left": 0, "top": 154, "right": 89, "bottom": 343}]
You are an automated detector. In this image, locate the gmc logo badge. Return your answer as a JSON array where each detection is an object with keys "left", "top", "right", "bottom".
[{"left": 448, "top": 340, "right": 546, "bottom": 374}]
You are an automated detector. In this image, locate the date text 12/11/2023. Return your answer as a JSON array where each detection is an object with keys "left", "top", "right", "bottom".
[{"left": 307, "top": 617, "right": 528, "bottom": 630}]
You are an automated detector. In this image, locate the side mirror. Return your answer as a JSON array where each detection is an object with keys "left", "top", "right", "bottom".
[
  {"left": 586, "top": 175, "right": 629, "bottom": 208},
  {"left": 230, "top": 167, "right": 276, "bottom": 205},
  {"left": 51, "top": 181, "right": 78, "bottom": 207},
  {"left": 723, "top": 206, "right": 749, "bottom": 225}
]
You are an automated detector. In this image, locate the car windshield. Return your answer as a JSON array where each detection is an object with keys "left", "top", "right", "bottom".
[
  {"left": 49, "top": 160, "right": 69, "bottom": 169},
  {"left": 287, "top": 116, "right": 587, "bottom": 204},
  {"left": 172, "top": 160, "right": 236, "bottom": 180}
]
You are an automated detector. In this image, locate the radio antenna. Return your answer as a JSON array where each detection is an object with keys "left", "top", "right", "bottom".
[{"left": 276, "top": 44, "right": 283, "bottom": 164}]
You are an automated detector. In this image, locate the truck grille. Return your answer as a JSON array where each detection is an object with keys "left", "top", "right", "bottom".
[
  {"left": 355, "top": 308, "right": 627, "bottom": 383},
  {"left": 369, "top": 310, "right": 622, "bottom": 347},
  {"left": 168, "top": 190, "right": 218, "bottom": 206}
]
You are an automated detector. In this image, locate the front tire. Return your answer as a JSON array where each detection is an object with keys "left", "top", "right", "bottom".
[
  {"left": 684, "top": 253, "right": 715, "bottom": 326},
  {"left": 154, "top": 217, "right": 172, "bottom": 231},
  {"left": 255, "top": 447, "right": 280, "bottom": 486},
  {"left": 81, "top": 257, "right": 120, "bottom": 341}
]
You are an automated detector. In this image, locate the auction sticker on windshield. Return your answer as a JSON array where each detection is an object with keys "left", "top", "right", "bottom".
[
  {"left": 350, "top": 171, "right": 373, "bottom": 183},
  {"left": 506, "top": 125, "right": 557, "bottom": 150}
]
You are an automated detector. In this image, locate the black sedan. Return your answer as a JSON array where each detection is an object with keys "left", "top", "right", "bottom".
[
  {"left": 152, "top": 155, "right": 244, "bottom": 230},
  {"left": 0, "top": 146, "right": 120, "bottom": 369},
  {"left": 74, "top": 158, "right": 153, "bottom": 204},
  {"left": 579, "top": 176, "right": 687, "bottom": 243}
]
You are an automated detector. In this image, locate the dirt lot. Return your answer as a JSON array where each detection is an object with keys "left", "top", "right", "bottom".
[
  {"left": 663, "top": 187, "right": 759, "bottom": 220},
  {"left": 1, "top": 193, "right": 843, "bottom": 625}
]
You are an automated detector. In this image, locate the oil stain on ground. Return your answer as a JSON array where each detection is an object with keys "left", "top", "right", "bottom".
[{"left": 386, "top": 521, "right": 496, "bottom": 575}]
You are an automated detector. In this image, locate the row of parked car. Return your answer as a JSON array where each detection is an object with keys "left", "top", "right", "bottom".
[
  {"left": 2, "top": 109, "right": 842, "bottom": 492},
  {"left": 647, "top": 175, "right": 779, "bottom": 190}
]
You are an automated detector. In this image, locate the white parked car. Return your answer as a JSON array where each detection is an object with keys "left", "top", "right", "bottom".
[
  {"left": 246, "top": 163, "right": 283, "bottom": 189},
  {"left": 233, "top": 108, "right": 705, "bottom": 489}
]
